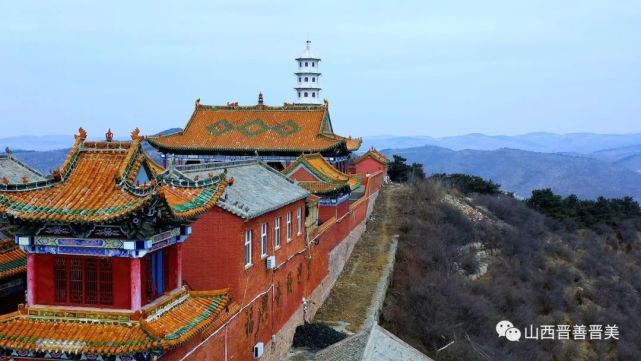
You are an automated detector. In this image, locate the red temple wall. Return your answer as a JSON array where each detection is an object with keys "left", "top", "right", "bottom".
[
  {"left": 289, "top": 167, "right": 318, "bottom": 182},
  {"left": 168, "top": 171, "right": 386, "bottom": 361},
  {"left": 182, "top": 207, "right": 244, "bottom": 297},
  {"left": 337, "top": 199, "right": 350, "bottom": 220},
  {"left": 183, "top": 199, "right": 307, "bottom": 305},
  {"left": 354, "top": 157, "right": 387, "bottom": 179},
  {"left": 318, "top": 204, "right": 336, "bottom": 223}
]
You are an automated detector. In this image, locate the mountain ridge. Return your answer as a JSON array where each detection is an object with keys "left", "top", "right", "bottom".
[{"left": 382, "top": 145, "right": 641, "bottom": 200}]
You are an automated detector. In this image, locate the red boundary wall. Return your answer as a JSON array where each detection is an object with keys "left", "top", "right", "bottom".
[{"left": 165, "top": 170, "right": 385, "bottom": 361}]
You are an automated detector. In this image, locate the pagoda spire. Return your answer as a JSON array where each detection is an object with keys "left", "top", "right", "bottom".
[{"left": 294, "top": 40, "right": 322, "bottom": 105}]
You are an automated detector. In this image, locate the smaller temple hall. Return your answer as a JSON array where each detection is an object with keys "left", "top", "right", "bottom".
[
  {"left": 0, "top": 129, "right": 239, "bottom": 360},
  {"left": 0, "top": 41, "right": 390, "bottom": 361}
]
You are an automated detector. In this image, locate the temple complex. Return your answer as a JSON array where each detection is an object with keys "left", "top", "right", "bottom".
[
  {"left": 0, "top": 129, "right": 239, "bottom": 360},
  {"left": 0, "top": 42, "right": 389, "bottom": 361},
  {"left": 147, "top": 42, "right": 361, "bottom": 173}
]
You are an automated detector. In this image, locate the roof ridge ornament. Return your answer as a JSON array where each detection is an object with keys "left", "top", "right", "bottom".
[
  {"left": 106, "top": 129, "right": 114, "bottom": 142},
  {"left": 52, "top": 169, "right": 62, "bottom": 181},
  {"left": 131, "top": 128, "right": 144, "bottom": 141},
  {"left": 76, "top": 127, "right": 87, "bottom": 141}
]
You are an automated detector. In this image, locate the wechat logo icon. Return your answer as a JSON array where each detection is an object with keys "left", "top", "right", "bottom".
[{"left": 497, "top": 320, "right": 521, "bottom": 342}]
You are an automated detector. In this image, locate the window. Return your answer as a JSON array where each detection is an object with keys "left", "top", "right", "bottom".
[
  {"left": 299, "top": 61, "right": 302, "bottom": 67},
  {"left": 297, "top": 207, "right": 303, "bottom": 235},
  {"left": 261, "top": 223, "right": 268, "bottom": 257},
  {"left": 312, "top": 62, "right": 315, "bottom": 67},
  {"left": 298, "top": 92, "right": 301, "bottom": 97},
  {"left": 305, "top": 62, "right": 308, "bottom": 67},
  {"left": 274, "top": 217, "right": 281, "bottom": 249},
  {"left": 53, "top": 256, "right": 113, "bottom": 306},
  {"left": 312, "top": 77, "right": 315, "bottom": 82},
  {"left": 244, "top": 229, "right": 252, "bottom": 267},
  {"left": 286, "top": 211, "right": 292, "bottom": 242},
  {"left": 298, "top": 77, "right": 301, "bottom": 82},
  {"left": 312, "top": 92, "right": 316, "bottom": 98},
  {"left": 304, "top": 92, "right": 308, "bottom": 97},
  {"left": 304, "top": 77, "right": 308, "bottom": 82}
]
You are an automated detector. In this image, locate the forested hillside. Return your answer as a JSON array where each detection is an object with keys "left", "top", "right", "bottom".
[
  {"left": 381, "top": 178, "right": 641, "bottom": 360},
  {"left": 382, "top": 146, "right": 641, "bottom": 200}
]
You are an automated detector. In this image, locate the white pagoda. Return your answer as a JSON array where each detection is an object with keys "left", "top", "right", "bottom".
[{"left": 294, "top": 40, "right": 322, "bottom": 104}]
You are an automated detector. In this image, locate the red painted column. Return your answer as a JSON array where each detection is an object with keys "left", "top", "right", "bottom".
[
  {"left": 130, "top": 258, "right": 142, "bottom": 310},
  {"left": 26, "top": 254, "right": 36, "bottom": 305},
  {"left": 175, "top": 243, "right": 183, "bottom": 289}
]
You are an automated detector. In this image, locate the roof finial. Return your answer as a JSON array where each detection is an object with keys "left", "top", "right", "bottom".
[
  {"left": 131, "top": 127, "right": 143, "bottom": 141},
  {"left": 258, "top": 92, "right": 264, "bottom": 106},
  {"left": 76, "top": 127, "right": 87, "bottom": 141},
  {"left": 106, "top": 128, "right": 114, "bottom": 142}
]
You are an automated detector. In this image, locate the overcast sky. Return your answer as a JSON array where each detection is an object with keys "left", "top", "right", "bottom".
[{"left": 1, "top": 0, "right": 640, "bottom": 138}]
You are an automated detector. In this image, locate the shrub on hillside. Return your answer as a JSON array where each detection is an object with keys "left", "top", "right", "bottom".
[
  {"left": 527, "top": 188, "right": 641, "bottom": 229},
  {"left": 431, "top": 173, "right": 502, "bottom": 195},
  {"left": 388, "top": 155, "right": 425, "bottom": 183},
  {"left": 382, "top": 178, "right": 641, "bottom": 361}
]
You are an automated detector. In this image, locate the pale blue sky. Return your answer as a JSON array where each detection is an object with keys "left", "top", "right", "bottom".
[{"left": 0, "top": 0, "right": 640, "bottom": 138}]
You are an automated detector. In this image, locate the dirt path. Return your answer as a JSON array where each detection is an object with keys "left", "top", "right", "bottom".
[{"left": 312, "top": 184, "right": 406, "bottom": 333}]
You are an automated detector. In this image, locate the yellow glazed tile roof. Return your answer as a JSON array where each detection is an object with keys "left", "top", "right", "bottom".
[
  {"left": 282, "top": 153, "right": 362, "bottom": 195},
  {"left": 354, "top": 148, "right": 389, "bottom": 164},
  {"left": 0, "top": 128, "right": 227, "bottom": 224},
  {"left": 148, "top": 101, "right": 361, "bottom": 154},
  {"left": 0, "top": 288, "right": 238, "bottom": 356},
  {"left": 0, "top": 239, "right": 25, "bottom": 282}
]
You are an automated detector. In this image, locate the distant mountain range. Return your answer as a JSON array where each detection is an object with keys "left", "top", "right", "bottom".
[
  {"left": 366, "top": 133, "right": 641, "bottom": 176},
  {"left": 5, "top": 132, "right": 641, "bottom": 154},
  {"left": 363, "top": 133, "right": 641, "bottom": 154},
  {"left": 0, "top": 135, "right": 72, "bottom": 152},
  {"left": 12, "top": 149, "right": 70, "bottom": 175},
  {"left": 3, "top": 131, "right": 641, "bottom": 200},
  {"left": 383, "top": 145, "right": 641, "bottom": 200}
]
